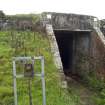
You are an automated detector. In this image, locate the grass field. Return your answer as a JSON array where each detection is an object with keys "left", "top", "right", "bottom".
[
  {"left": 0, "top": 31, "right": 82, "bottom": 105},
  {"left": 0, "top": 31, "right": 104, "bottom": 105}
]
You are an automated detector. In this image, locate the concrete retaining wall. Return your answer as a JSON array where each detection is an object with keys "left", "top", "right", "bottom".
[{"left": 42, "top": 12, "right": 105, "bottom": 83}]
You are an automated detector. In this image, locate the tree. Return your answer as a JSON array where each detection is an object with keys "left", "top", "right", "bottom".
[{"left": 0, "top": 10, "right": 5, "bottom": 19}]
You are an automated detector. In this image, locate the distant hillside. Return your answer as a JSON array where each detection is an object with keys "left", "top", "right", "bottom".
[{"left": 0, "top": 11, "right": 41, "bottom": 31}]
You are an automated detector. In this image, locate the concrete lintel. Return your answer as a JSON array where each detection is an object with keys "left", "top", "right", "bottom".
[{"left": 53, "top": 29, "right": 92, "bottom": 32}]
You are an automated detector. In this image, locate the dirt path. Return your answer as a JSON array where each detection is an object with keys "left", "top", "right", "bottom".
[{"left": 66, "top": 77, "right": 97, "bottom": 105}]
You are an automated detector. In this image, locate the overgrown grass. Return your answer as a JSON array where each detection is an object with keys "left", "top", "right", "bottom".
[
  {"left": 0, "top": 31, "right": 82, "bottom": 105},
  {"left": 0, "top": 30, "right": 104, "bottom": 105}
]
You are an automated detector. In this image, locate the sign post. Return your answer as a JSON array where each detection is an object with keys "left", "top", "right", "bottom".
[{"left": 12, "top": 56, "right": 46, "bottom": 105}]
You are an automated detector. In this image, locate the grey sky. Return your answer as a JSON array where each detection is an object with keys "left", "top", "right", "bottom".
[{"left": 0, "top": 0, "right": 104, "bottom": 19}]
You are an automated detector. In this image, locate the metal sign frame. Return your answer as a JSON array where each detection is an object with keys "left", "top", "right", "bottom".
[{"left": 12, "top": 56, "right": 46, "bottom": 105}]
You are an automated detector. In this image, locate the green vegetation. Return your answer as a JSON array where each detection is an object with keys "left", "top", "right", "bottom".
[
  {"left": 0, "top": 30, "right": 105, "bottom": 105},
  {"left": 0, "top": 12, "right": 105, "bottom": 105},
  {"left": 74, "top": 52, "right": 105, "bottom": 105},
  {"left": 85, "top": 75, "right": 105, "bottom": 105},
  {"left": 0, "top": 10, "right": 5, "bottom": 19},
  {"left": 7, "top": 14, "right": 40, "bottom": 24},
  {"left": 0, "top": 31, "right": 82, "bottom": 105}
]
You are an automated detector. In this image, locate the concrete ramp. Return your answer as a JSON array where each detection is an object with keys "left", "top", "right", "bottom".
[
  {"left": 46, "top": 24, "right": 67, "bottom": 88},
  {"left": 94, "top": 26, "right": 105, "bottom": 46}
]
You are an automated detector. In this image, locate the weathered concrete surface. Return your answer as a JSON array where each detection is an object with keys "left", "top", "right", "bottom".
[
  {"left": 100, "top": 19, "right": 105, "bottom": 36},
  {"left": 43, "top": 12, "right": 105, "bottom": 82},
  {"left": 90, "top": 30, "right": 105, "bottom": 79},
  {"left": 42, "top": 12, "right": 95, "bottom": 30},
  {"left": 46, "top": 24, "right": 67, "bottom": 88},
  {"left": 53, "top": 30, "right": 91, "bottom": 78}
]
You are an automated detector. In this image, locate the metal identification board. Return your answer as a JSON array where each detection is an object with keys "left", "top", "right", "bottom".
[{"left": 12, "top": 56, "right": 46, "bottom": 105}]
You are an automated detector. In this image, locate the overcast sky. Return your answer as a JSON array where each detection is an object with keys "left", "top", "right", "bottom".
[{"left": 0, "top": 0, "right": 105, "bottom": 19}]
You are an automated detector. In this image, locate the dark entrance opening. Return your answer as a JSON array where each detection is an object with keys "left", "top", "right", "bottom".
[{"left": 54, "top": 30, "right": 91, "bottom": 76}]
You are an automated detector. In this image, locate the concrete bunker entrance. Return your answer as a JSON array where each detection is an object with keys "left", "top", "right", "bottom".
[{"left": 54, "top": 30, "right": 91, "bottom": 76}]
